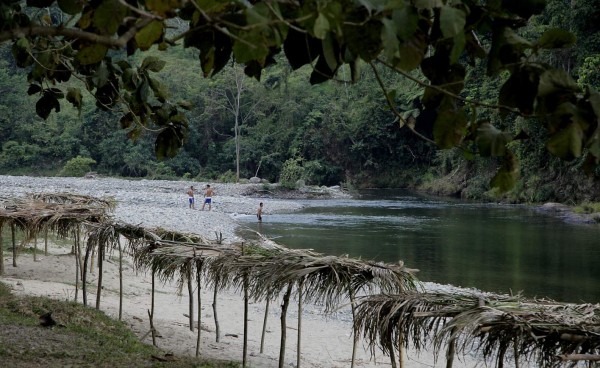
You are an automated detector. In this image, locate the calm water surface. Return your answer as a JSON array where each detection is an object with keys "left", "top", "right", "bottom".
[{"left": 239, "top": 190, "right": 600, "bottom": 303}]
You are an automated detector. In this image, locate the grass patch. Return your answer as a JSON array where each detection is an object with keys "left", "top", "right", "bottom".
[{"left": 0, "top": 282, "right": 238, "bottom": 368}]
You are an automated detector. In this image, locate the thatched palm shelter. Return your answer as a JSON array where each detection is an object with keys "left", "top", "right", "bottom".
[
  {"left": 354, "top": 292, "right": 600, "bottom": 368},
  {"left": 0, "top": 194, "right": 114, "bottom": 275}
]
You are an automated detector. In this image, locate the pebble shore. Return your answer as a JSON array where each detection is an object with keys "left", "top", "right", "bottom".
[{"left": 0, "top": 175, "right": 347, "bottom": 243}]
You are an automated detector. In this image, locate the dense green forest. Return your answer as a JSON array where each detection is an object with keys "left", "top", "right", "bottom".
[{"left": 0, "top": 0, "right": 598, "bottom": 203}]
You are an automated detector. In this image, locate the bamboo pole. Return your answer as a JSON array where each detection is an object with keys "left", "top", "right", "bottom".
[
  {"left": 118, "top": 237, "right": 123, "bottom": 320},
  {"left": 213, "top": 276, "right": 221, "bottom": 342},
  {"left": 297, "top": 278, "right": 304, "bottom": 368},
  {"left": 11, "top": 223, "right": 16, "bottom": 267},
  {"left": 514, "top": 337, "right": 519, "bottom": 368},
  {"left": 260, "top": 298, "right": 270, "bottom": 353},
  {"left": 279, "top": 283, "right": 293, "bottom": 368},
  {"left": 95, "top": 242, "right": 103, "bottom": 310},
  {"left": 388, "top": 332, "right": 397, "bottom": 368},
  {"left": 242, "top": 242, "right": 248, "bottom": 368},
  {"left": 196, "top": 259, "right": 203, "bottom": 357},
  {"left": 188, "top": 266, "right": 194, "bottom": 332},
  {"left": 90, "top": 246, "right": 95, "bottom": 274},
  {"left": 0, "top": 223, "right": 4, "bottom": 275}
]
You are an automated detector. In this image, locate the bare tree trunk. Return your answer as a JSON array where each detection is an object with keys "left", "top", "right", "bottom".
[
  {"left": 213, "top": 276, "right": 220, "bottom": 342},
  {"left": 260, "top": 298, "right": 270, "bottom": 353},
  {"left": 188, "top": 267, "right": 194, "bottom": 332},
  {"left": 11, "top": 223, "right": 17, "bottom": 267},
  {"left": 279, "top": 283, "right": 293, "bottom": 368}
]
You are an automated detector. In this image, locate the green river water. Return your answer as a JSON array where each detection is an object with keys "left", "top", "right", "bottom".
[{"left": 239, "top": 190, "right": 600, "bottom": 303}]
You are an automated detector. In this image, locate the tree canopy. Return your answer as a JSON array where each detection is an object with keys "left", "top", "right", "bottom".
[{"left": 1, "top": 0, "right": 599, "bottom": 190}]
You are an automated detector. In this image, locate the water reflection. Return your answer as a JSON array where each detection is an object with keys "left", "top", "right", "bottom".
[{"left": 238, "top": 190, "right": 600, "bottom": 303}]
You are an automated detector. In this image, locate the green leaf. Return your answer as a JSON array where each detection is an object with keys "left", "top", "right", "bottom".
[
  {"left": 449, "top": 32, "right": 465, "bottom": 63},
  {"left": 490, "top": 153, "right": 519, "bottom": 192},
  {"left": 27, "top": 84, "right": 42, "bottom": 95},
  {"left": 314, "top": 12, "right": 330, "bottom": 40},
  {"left": 91, "top": 61, "right": 109, "bottom": 88},
  {"left": 155, "top": 128, "right": 183, "bottom": 160},
  {"left": 93, "top": 0, "right": 127, "bottom": 35},
  {"left": 137, "top": 79, "right": 150, "bottom": 102},
  {"left": 546, "top": 122, "right": 584, "bottom": 160},
  {"left": 141, "top": 56, "right": 166, "bottom": 72},
  {"left": 76, "top": 44, "right": 107, "bottom": 65},
  {"left": 145, "top": 0, "right": 181, "bottom": 17},
  {"left": 120, "top": 112, "right": 134, "bottom": 129},
  {"left": 35, "top": 94, "right": 60, "bottom": 120},
  {"left": 537, "top": 69, "right": 580, "bottom": 97},
  {"left": 499, "top": 67, "right": 541, "bottom": 115},
  {"left": 232, "top": 30, "right": 269, "bottom": 64},
  {"left": 283, "top": 28, "right": 320, "bottom": 70},
  {"left": 122, "top": 68, "right": 139, "bottom": 91},
  {"left": 433, "top": 108, "right": 467, "bottom": 148},
  {"left": 414, "top": 0, "right": 443, "bottom": 9},
  {"left": 381, "top": 18, "right": 399, "bottom": 61},
  {"left": 392, "top": 7, "right": 418, "bottom": 41},
  {"left": 66, "top": 87, "right": 82, "bottom": 110},
  {"left": 135, "top": 20, "right": 164, "bottom": 51},
  {"left": 476, "top": 122, "right": 512, "bottom": 156},
  {"left": 322, "top": 34, "right": 339, "bottom": 72},
  {"left": 537, "top": 28, "right": 576, "bottom": 49},
  {"left": 502, "top": 0, "right": 545, "bottom": 18},
  {"left": 57, "top": 0, "right": 83, "bottom": 15},
  {"left": 440, "top": 6, "right": 466, "bottom": 39},
  {"left": 149, "top": 77, "right": 169, "bottom": 102}
]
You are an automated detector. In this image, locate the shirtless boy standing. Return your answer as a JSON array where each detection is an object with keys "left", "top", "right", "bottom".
[
  {"left": 187, "top": 186, "right": 195, "bottom": 209},
  {"left": 201, "top": 184, "right": 214, "bottom": 211}
]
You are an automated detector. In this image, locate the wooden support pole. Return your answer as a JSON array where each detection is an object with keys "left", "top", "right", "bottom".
[
  {"left": 349, "top": 289, "right": 358, "bottom": 368},
  {"left": 0, "top": 224, "right": 4, "bottom": 275},
  {"left": 446, "top": 327, "right": 458, "bottom": 368},
  {"left": 196, "top": 260, "right": 203, "bottom": 357},
  {"left": 188, "top": 267, "right": 194, "bottom": 332},
  {"left": 11, "top": 223, "right": 17, "bottom": 267},
  {"left": 82, "top": 241, "right": 91, "bottom": 307},
  {"left": 74, "top": 231, "right": 79, "bottom": 302},
  {"left": 44, "top": 227, "right": 48, "bottom": 256},
  {"left": 260, "top": 298, "right": 270, "bottom": 354},
  {"left": 33, "top": 234, "right": 37, "bottom": 262},
  {"left": 213, "top": 276, "right": 221, "bottom": 342},
  {"left": 297, "top": 278, "right": 304, "bottom": 368},
  {"left": 150, "top": 267, "right": 157, "bottom": 347},
  {"left": 242, "top": 242, "right": 248, "bottom": 368},
  {"left": 279, "top": 283, "right": 293, "bottom": 368},
  {"left": 96, "top": 243, "right": 103, "bottom": 310},
  {"left": 118, "top": 238, "right": 123, "bottom": 320},
  {"left": 558, "top": 354, "right": 600, "bottom": 362}
]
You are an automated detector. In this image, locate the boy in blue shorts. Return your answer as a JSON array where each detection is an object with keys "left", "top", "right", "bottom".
[{"left": 201, "top": 184, "right": 214, "bottom": 211}]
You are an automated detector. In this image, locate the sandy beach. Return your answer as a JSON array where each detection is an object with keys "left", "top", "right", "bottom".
[{"left": 0, "top": 175, "right": 488, "bottom": 367}]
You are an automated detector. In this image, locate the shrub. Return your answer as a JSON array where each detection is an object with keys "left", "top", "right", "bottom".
[
  {"left": 151, "top": 163, "right": 176, "bottom": 180},
  {"left": 59, "top": 156, "right": 96, "bottom": 177},
  {"left": 218, "top": 170, "right": 237, "bottom": 183},
  {"left": 280, "top": 157, "right": 305, "bottom": 189}
]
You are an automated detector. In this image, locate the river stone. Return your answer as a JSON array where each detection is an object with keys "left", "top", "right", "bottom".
[{"left": 249, "top": 176, "right": 261, "bottom": 184}]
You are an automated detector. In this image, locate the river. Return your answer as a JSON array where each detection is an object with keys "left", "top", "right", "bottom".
[{"left": 239, "top": 190, "right": 600, "bottom": 303}]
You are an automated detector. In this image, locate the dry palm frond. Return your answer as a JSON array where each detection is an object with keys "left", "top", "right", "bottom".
[
  {"left": 354, "top": 292, "right": 600, "bottom": 367},
  {"left": 28, "top": 192, "right": 116, "bottom": 212},
  {"left": 209, "top": 249, "right": 419, "bottom": 312}
]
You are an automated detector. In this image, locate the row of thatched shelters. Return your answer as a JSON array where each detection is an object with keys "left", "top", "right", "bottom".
[{"left": 1, "top": 193, "right": 598, "bottom": 367}]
